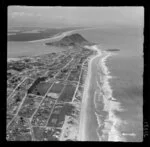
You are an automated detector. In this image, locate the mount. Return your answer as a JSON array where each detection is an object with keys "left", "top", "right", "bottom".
[{"left": 45, "top": 33, "right": 95, "bottom": 47}]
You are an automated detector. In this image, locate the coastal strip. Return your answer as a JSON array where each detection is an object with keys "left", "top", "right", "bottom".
[
  {"left": 78, "top": 44, "right": 127, "bottom": 141},
  {"left": 78, "top": 45, "right": 102, "bottom": 141},
  {"left": 95, "top": 50, "right": 127, "bottom": 141}
]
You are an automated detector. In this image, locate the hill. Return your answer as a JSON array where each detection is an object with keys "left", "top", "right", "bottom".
[{"left": 45, "top": 33, "right": 95, "bottom": 47}]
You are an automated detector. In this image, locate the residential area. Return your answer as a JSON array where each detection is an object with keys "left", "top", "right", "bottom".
[{"left": 7, "top": 45, "right": 96, "bottom": 141}]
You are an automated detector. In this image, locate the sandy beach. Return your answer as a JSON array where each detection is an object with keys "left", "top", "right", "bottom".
[{"left": 78, "top": 45, "right": 102, "bottom": 141}]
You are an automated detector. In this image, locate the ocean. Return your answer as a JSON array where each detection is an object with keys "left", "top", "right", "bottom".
[{"left": 77, "top": 26, "right": 143, "bottom": 142}]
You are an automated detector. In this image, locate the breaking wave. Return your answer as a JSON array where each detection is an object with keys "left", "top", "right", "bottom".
[{"left": 94, "top": 46, "right": 128, "bottom": 141}]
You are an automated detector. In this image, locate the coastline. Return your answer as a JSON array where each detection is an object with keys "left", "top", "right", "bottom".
[
  {"left": 27, "top": 30, "right": 74, "bottom": 43},
  {"left": 7, "top": 27, "right": 103, "bottom": 60},
  {"left": 78, "top": 45, "right": 102, "bottom": 141},
  {"left": 96, "top": 50, "right": 126, "bottom": 141},
  {"left": 79, "top": 44, "right": 126, "bottom": 141},
  {"left": 26, "top": 27, "right": 104, "bottom": 43}
]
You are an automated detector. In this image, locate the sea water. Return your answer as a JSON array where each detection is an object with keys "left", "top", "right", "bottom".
[{"left": 77, "top": 26, "right": 143, "bottom": 142}]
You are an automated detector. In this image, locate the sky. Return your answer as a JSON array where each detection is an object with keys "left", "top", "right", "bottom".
[{"left": 8, "top": 6, "right": 144, "bottom": 28}]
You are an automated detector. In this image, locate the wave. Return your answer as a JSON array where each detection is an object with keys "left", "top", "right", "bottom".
[{"left": 94, "top": 47, "right": 127, "bottom": 141}]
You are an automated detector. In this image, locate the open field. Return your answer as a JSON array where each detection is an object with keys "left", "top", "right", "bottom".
[{"left": 58, "top": 84, "right": 77, "bottom": 102}]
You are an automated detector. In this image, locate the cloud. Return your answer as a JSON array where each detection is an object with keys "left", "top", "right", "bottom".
[
  {"left": 11, "top": 12, "right": 34, "bottom": 18},
  {"left": 36, "top": 13, "right": 42, "bottom": 17}
]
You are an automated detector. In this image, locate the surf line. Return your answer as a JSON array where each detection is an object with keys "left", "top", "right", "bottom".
[{"left": 95, "top": 49, "right": 127, "bottom": 141}]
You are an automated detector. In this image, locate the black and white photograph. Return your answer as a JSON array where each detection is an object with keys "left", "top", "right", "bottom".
[{"left": 7, "top": 6, "right": 144, "bottom": 142}]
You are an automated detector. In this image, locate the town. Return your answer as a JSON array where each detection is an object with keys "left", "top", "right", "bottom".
[{"left": 7, "top": 38, "right": 97, "bottom": 141}]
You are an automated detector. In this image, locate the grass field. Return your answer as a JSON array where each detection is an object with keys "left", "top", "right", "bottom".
[{"left": 58, "top": 84, "right": 77, "bottom": 102}]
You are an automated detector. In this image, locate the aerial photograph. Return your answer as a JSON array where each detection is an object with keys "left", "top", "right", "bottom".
[{"left": 7, "top": 6, "right": 143, "bottom": 142}]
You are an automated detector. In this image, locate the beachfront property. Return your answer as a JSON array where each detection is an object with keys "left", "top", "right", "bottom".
[{"left": 7, "top": 33, "right": 97, "bottom": 141}]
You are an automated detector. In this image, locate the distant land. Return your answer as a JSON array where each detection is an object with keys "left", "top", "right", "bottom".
[
  {"left": 7, "top": 27, "right": 84, "bottom": 42},
  {"left": 105, "top": 49, "right": 120, "bottom": 52},
  {"left": 8, "top": 26, "right": 84, "bottom": 33}
]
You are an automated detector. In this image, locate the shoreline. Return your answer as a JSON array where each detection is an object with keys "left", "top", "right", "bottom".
[
  {"left": 19, "top": 27, "right": 104, "bottom": 43},
  {"left": 89, "top": 48, "right": 127, "bottom": 141},
  {"left": 79, "top": 44, "right": 126, "bottom": 141},
  {"left": 27, "top": 30, "right": 74, "bottom": 43},
  {"left": 97, "top": 51, "right": 127, "bottom": 141},
  {"left": 78, "top": 45, "right": 102, "bottom": 141}
]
